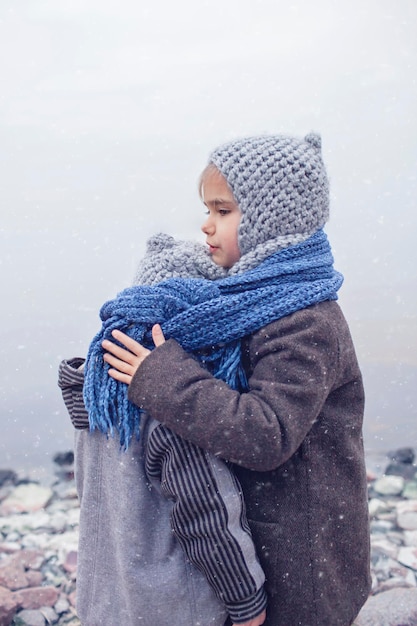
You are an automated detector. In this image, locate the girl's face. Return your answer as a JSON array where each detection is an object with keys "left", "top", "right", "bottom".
[{"left": 200, "top": 168, "right": 241, "bottom": 269}]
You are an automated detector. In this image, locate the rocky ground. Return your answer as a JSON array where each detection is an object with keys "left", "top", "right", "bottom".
[
  {"left": 0, "top": 449, "right": 417, "bottom": 626},
  {"left": 354, "top": 447, "right": 417, "bottom": 626},
  {"left": 0, "top": 453, "right": 79, "bottom": 626}
]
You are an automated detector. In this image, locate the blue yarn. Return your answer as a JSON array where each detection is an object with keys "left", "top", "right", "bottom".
[{"left": 83, "top": 230, "right": 343, "bottom": 448}]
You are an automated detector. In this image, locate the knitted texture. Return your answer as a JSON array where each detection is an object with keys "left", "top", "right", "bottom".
[
  {"left": 209, "top": 132, "right": 329, "bottom": 272},
  {"left": 84, "top": 229, "right": 343, "bottom": 448},
  {"left": 134, "top": 233, "right": 226, "bottom": 285}
]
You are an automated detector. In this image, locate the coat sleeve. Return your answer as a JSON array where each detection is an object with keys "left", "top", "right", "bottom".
[
  {"left": 146, "top": 423, "right": 267, "bottom": 623},
  {"left": 128, "top": 305, "right": 340, "bottom": 471},
  {"left": 58, "top": 358, "right": 89, "bottom": 430}
]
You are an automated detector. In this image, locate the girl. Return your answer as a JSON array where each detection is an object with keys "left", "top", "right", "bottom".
[{"left": 102, "top": 132, "right": 371, "bottom": 626}]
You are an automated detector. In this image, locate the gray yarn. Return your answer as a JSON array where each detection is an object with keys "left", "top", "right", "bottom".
[
  {"left": 134, "top": 233, "right": 226, "bottom": 285},
  {"left": 134, "top": 133, "right": 330, "bottom": 281},
  {"left": 209, "top": 132, "right": 329, "bottom": 274}
]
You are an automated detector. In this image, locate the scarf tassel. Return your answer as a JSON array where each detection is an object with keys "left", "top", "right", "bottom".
[{"left": 83, "top": 229, "right": 341, "bottom": 449}]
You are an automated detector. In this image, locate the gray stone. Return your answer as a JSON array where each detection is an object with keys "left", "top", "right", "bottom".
[
  {"left": 385, "top": 462, "right": 417, "bottom": 480},
  {"left": 403, "top": 481, "right": 417, "bottom": 500},
  {"left": 368, "top": 498, "right": 391, "bottom": 517},
  {"left": 371, "top": 554, "right": 403, "bottom": 580},
  {"left": 377, "top": 576, "right": 415, "bottom": 592},
  {"left": 53, "top": 452, "right": 74, "bottom": 467},
  {"left": 54, "top": 597, "right": 70, "bottom": 614},
  {"left": 397, "top": 500, "right": 417, "bottom": 530},
  {"left": 385, "top": 530, "right": 405, "bottom": 546},
  {"left": 0, "top": 541, "right": 21, "bottom": 554},
  {"left": 0, "top": 470, "right": 18, "bottom": 487},
  {"left": 374, "top": 475, "right": 405, "bottom": 496},
  {"left": 370, "top": 537, "right": 399, "bottom": 560},
  {"left": 370, "top": 519, "right": 394, "bottom": 534},
  {"left": 355, "top": 587, "right": 417, "bottom": 626},
  {"left": 12, "top": 609, "right": 46, "bottom": 626},
  {"left": 388, "top": 447, "right": 415, "bottom": 465},
  {"left": 0, "top": 485, "right": 53, "bottom": 515},
  {"left": 404, "top": 568, "right": 417, "bottom": 587},
  {"left": 404, "top": 530, "right": 417, "bottom": 547},
  {"left": 39, "top": 606, "right": 58, "bottom": 623},
  {"left": 398, "top": 546, "right": 417, "bottom": 571}
]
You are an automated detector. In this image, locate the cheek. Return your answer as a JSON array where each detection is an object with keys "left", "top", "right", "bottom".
[
  {"left": 233, "top": 217, "right": 242, "bottom": 249},
  {"left": 229, "top": 223, "right": 241, "bottom": 261}
]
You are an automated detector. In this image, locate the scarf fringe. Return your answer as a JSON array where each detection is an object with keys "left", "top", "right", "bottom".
[{"left": 83, "top": 229, "right": 342, "bottom": 449}]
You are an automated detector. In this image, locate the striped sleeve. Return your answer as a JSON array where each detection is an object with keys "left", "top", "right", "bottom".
[
  {"left": 146, "top": 423, "right": 267, "bottom": 623},
  {"left": 58, "top": 358, "right": 90, "bottom": 430}
]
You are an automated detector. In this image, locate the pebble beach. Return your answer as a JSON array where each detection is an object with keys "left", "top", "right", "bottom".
[{"left": 1, "top": 449, "right": 417, "bottom": 626}]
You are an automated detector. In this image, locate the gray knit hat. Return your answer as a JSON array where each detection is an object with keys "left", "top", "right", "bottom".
[
  {"left": 133, "top": 232, "right": 225, "bottom": 286},
  {"left": 209, "top": 132, "right": 329, "bottom": 272},
  {"left": 135, "top": 134, "right": 329, "bottom": 283}
]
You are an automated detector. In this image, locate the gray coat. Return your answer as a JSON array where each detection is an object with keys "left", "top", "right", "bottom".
[
  {"left": 58, "top": 360, "right": 266, "bottom": 626},
  {"left": 129, "top": 300, "right": 372, "bottom": 626},
  {"left": 74, "top": 428, "right": 228, "bottom": 626}
]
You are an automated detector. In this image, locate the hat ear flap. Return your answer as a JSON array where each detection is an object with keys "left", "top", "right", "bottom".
[{"left": 304, "top": 132, "right": 322, "bottom": 151}]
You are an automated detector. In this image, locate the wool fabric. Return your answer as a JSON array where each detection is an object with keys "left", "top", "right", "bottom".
[
  {"left": 209, "top": 132, "right": 329, "bottom": 273},
  {"left": 134, "top": 233, "right": 226, "bottom": 285},
  {"left": 83, "top": 229, "right": 343, "bottom": 449}
]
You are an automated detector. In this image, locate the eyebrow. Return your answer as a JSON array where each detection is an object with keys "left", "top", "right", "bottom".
[{"left": 204, "top": 198, "right": 237, "bottom": 207}]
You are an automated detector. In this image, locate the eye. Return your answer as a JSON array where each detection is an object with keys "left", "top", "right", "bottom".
[{"left": 218, "top": 209, "right": 230, "bottom": 216}]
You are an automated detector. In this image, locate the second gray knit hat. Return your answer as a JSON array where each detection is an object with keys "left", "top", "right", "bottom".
[
  {"left": 209, "top": 132, "right": 329, "bottom": 267},
  {"left": 133, "top": 232, "right": 225, "bottom": 285}
]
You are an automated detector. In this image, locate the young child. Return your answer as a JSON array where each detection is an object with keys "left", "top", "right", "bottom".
[
  {"left": 58, "top": 233, "right": 267, "bottom": 626},
  {"left": 102, "top": 132, "right": 371, "bottom": 626}
]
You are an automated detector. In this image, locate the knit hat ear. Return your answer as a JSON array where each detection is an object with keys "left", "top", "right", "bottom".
[
  {"left": 208, "top": 132, "right": 329, "bottom": 260},
  {"left": 304, "top": 131, "right": 322, "bottom": 150}
]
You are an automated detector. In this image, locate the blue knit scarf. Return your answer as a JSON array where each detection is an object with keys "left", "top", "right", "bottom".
[{"left": 84, "top": 229, "right": 343, "bottom": 448}]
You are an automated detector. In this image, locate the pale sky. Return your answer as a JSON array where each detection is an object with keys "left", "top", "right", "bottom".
[{"left": 0, "top": 0, "right": 416, "bottom": 470}]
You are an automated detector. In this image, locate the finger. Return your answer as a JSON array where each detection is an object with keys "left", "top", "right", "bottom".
[
  {"left": 102, "top": 340, "right": 137, "bottom": 365},
  {"left": 110, "top": 329, "right": 147, "bottom": 356},
  {"left": 107, "top": 368, "right": 133, "bottom": 385},
  {"left": 103, "top": 353, "right": 135, "bottom": 374},
  {"left": 152, "top": 324, "right": 166, "bottom": 347}
]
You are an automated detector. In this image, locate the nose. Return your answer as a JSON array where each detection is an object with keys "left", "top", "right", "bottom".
[{"left": 201, "top": 213, "right": 214, "bottom": 235}]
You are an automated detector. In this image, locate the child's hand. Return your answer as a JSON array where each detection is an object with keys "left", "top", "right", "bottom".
[
  {"left": 233, "top": 610, "right": 266, "bottom": 626},
  {"left": 102, "top": 324, "right": 165, "bottom": 385}
]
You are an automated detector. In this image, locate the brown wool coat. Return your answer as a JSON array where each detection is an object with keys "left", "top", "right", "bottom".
[{"left": 129, "top": 300, "right": 371, "bottom": 626}]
